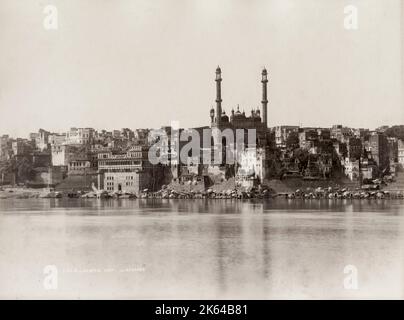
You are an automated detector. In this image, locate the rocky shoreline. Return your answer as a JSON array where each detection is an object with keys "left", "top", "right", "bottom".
[{"left": 1, "top": 185, "right": 404, "bottom": 200}]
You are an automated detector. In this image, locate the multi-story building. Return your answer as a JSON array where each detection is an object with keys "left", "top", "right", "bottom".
[
  {"left": 347, "top": 137, "right": 362, "bottom": 160},
  {"left": 66, "top": 127, "right": 94, "bottom": 145},
  {"left": 30, "top": 129, "right": 50, "bottom": 151},
  {"left": 317, "top": 128, "right": 331, "bottom": 141},
  {"left": 369, "top": 132, "right": 389, "bottom": 171},
  {"left": 97, "top": 145, "right": 159, "bottom": 194},
  {"left": 344, "top": 157, "right": 379, "bottom": 181},
  {"left": 298, "top": 128, "right": 318, "bottom": 150},
  {"left": 356, "top": 128, "right": 370, "bottom": 140},
  {"left": 398, "top": 139, "right": 404, "bottom": 167},
  {"left": 360, "top": 158, "right": 378, "bottom": 180},
  {"left": 36, "top": 129, "right": 50, "bottom": 151},
  {"left": 387, "top": 137, "right": 398, "bottom": 163},
  {"left": 236, "top": 147, "right": 269, "bottom": 187},
  {"left": 68, "top": 158, "right": 92, "bottom": 175},
  {"left": 49, "top": 133, "right": 66, "bottom": 147},
  {"left": 51, "top": 144, "right": 78, "bottom": 166},
  {"left": 331, "top": 125, "right": 353, "bottom": 143},
  {"left": 12, "top": 139, "right": 29, "bottom": 156},
  {"left": 344, "top": 158, "right": 360, "bottom": 181},
  {"left": 135, "top": 129, "right": 150, "bottom": 146},
  {"left": 274, "top": 126, "right": 299, "bottom": 148},
  {"left": 121, "top": 128, "right": 135, "bottom": 141}
]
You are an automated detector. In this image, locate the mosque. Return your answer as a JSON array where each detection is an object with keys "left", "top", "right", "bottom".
[{"left": 209, "top": 66, "right": 270, "bottom": 146}]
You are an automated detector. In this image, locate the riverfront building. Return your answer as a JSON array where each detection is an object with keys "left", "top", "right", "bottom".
[{"left": 97, "top": 145, "right": 160, "bottom": 194}]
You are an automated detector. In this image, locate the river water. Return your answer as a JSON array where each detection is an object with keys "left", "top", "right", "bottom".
[{"left": 0, "top": 198, "right": 404, "bottom": 299}]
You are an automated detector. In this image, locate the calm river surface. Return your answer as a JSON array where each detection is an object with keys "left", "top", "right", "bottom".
[{"left": 1, "top": 198, "right": 404, "bottom": 299}]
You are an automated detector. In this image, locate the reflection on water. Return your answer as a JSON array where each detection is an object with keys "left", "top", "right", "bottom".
[{"left": 0, "top": 198, "right": 404, "bottom": 299}]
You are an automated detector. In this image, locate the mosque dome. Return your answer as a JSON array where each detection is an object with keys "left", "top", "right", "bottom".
[
  {"left": 221, "top": 111, "right": 229, "bottom": 123},
  {"left": 233, "top": 105, "right": 245, "bottom": 120}
]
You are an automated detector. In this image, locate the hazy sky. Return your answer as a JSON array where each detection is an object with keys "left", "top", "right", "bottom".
[{"left": 0, "top": 0, "right": 403, "bottom": 138}]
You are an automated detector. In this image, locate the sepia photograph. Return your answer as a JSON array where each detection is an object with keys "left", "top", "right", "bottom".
[{"left": 1, "top": 0, "right": 404, "bottom": 306}]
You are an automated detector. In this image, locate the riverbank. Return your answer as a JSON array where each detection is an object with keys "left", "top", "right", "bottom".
[
  {"left": 1, "top": 185, "right": 404, "bottom": 200},
  {"left": 0, "top": 187, "right": 42, "bottom": 199}
]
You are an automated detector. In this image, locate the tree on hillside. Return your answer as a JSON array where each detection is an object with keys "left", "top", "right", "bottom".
[
  {"left": 16, "top": 157, "right": 35, "bottom": 183},
  {"left": 0, "top": 159, "right": 15, "bottom": 176},
  {"left": 0, "top": 157, "right": 35, "bottom": 184},
  {"left": 385, "top": 125, "right": 404, "bottom": 141}
]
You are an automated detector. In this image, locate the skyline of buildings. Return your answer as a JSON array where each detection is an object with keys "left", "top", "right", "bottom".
[{"left": 1, "top": 66, "right": 404, "bottom": 195}]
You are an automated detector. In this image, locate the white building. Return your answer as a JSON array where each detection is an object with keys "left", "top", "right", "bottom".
[
  {"left": 236, "top": 147, "right": 267, "bottom": 187},
  {"left": 344, "top": 158, "right": 359, "bottom": 181},
  {"left": 398, "top": 139, "right": 404, "bottom": 167},
  {"left": 31, "top": 129, "right": 50, "bottom": 151},
  {"left": 274, "top": 126, "right": 299, "bottom": 148},
  {"left": 52, "top": 145, "right": 69, "bottom": 166},
  {"left": 97, "top": 146, "right": 153, "bottom": 193},
  {"left": 66, "top": 128, "right": 94, "bottom": 145},
  {"left": 49, "top": 133, "right": 66, "bottom": 147}
]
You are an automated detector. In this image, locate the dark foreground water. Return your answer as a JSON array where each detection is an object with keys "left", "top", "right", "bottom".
[{"left": 1, "top": 198, "right": 404, "bottom": 299}]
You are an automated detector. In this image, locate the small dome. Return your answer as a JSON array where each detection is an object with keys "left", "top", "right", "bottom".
[
  {"left": 221, "top": 111, "right": 229, "bottom": 123},
  {"left": 233, "top": 106, "right": 246, "bottom": 120}
]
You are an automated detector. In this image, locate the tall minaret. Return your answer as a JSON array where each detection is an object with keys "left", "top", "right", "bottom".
[
  {"left": 261, "top": 68, "right": 268, "bottom": 128},
  {"left": 215, "top": 66, "right": 222, "bottom": 126}
]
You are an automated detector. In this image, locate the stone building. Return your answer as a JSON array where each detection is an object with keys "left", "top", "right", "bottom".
[
  {"left": 398, "top": 139, "right": 404, "bottom": 168},
  {"left": 347, "top": 137, "right": 362, "bottom": 160},
  {"left": 331, "top": 125, "right": 353, "bottom": 143},
  {"left": 68, "top": 158, "right": 92, "bottom": 175},
  {"left": 274, "top": 126, "right": 299, "bottom": 148},
  {"left": 66, "top": 127, "right": 94, "bottom": 145},
  {"left": 52, "top": 145, "right": 71, "bottom": 166},
  {"left": 236, "top": 147, "right": 270, "bottom": 187},
  {"left": 369, "top": 132, "right": 389, "bottom": 171},
  {"left": 298, "top": 128, "right": 318, "bottom": 150},
  {"left": 29, "top": 129, "right": 51, "bottom": 151},
  {"left": 387, "top": 137, "right": 398, "bottom": 163},
  {"left": 97, "top": 145, "right": 161, "bottom": 194},
  {"left": 49, "top": 133, "right": 66, "bottom": 147}
]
